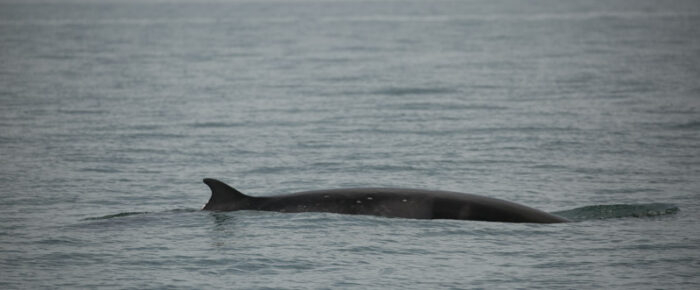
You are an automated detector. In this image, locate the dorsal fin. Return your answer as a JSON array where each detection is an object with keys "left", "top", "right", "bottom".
[{"left": 202, "top": 178, "right": 250, "bottom": 210}]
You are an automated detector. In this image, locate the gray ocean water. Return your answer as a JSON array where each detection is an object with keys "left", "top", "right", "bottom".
[{"left": 1, "top": 0, "right": 700, "bottom": 288}]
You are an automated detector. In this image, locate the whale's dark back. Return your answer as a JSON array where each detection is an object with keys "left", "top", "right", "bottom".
[{"left": 202, "top": 179, "right": 569, "bottom": 223}]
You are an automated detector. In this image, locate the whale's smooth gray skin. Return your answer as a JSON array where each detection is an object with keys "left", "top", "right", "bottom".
[{"left": 202, "top": 178, "right": 570, "bottom": 223}]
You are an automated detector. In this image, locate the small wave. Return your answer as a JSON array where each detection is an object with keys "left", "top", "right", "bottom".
[
  {"left": 392, "top": 102, "right": 507, "bottom": 111},
  {"left": 551, "top": 203, "right": 679, "bottom": 222},
  {"left": 188, "top": 122, "right": 245, "bottom": 128},
  {"left": 243, "top": 166, "right": 298, "bottom": 174},
  {"left": 57, "top": 109, "right": 108, "bottom": 115},
  {"left": 372, "top": 87, "right": 456, "bottom": 96},
  {"left": 83, "top": 211, "right": 150, "bottom": 220},
  {"left": 669, "top": 120, "right": 700, "bottom": 130},
  {"left": 78, "top": 167, "right": 121, "bottom": 173},
  {"left": 82, "top": 208, "right": 198, "bottom": 221}
]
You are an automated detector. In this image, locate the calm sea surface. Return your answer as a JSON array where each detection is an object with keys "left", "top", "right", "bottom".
[{"left": 1, "top": 0, "right": 699, "bottom": 288}]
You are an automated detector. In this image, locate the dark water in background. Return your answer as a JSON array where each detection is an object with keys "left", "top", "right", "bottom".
[{"left": 1, "top": 0, "right": 699, "bottom": 288}]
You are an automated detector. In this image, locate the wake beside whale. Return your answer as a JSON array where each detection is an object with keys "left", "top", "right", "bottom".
[{"left": 202, "top": 178, "right": 570, "bottom": 223}]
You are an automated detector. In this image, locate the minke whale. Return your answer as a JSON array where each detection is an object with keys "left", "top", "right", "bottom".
[{"left": 202, "top": 178, "right": 570, "bottom": 223}]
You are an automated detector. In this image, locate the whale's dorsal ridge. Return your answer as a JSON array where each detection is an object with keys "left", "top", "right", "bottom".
[
  {"left": 200, "top": 178, "right": 569, "bottom": 223},
  {"left": 202, "top": 178, "right": 250, "bottom": 210}
]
